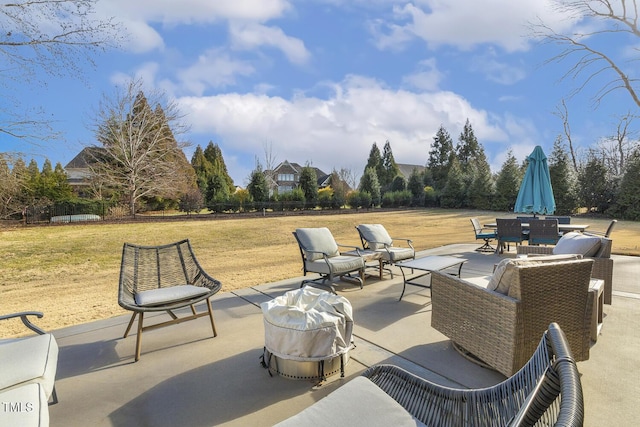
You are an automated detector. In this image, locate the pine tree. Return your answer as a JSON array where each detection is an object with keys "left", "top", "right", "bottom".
[
  {"left": 299, "top": 165, "right": 318, "bottom": 205},
  {"left": 364, "top": 142, "right": 383, "bottom": 184},
  {"left": 247, "top": 163, "right": 269, "bottom": 204},
  {"left": 549, "top": 137, "right": 578, "bottom": 215},
  {"left": 358, "top": 167, "right": 381, "bottom": 207},
  {"left": 612, "top": 151, "right": 640, "bottom": 220},
  {"left": 493, "top": 150, "right": 521, "bottom": 211},
  {"left": 578, "top": 157, "right": 611, "bottom": 213},
  {"left": 381, "top": 140, "right": 400, "bottom": 191},
  {"left": 440, "top": 157, "right": 465, "bottom": 208},
  {"left": 427, "top": 125, "right": 455, "bottom": 191}
]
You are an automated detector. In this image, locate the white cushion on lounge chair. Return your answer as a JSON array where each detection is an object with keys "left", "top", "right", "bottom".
[
  {"left": 0, "top": 383, "right": 49, "bottom": 427},
  {"left": 378, "top": 246, "right": 414, "bottom": 262},
  {"left": 134, "top": 285, "right": 209, "bottom": 306},
  {"left": 274, "top": 376, "right": 425, "bottom": 426},
  {"left": 0, "top": 333, "right": 58, "bottom": 398},
  {"left": 553, "top": 232, "right": 601, "bottom": 257},
  {"left": 357, "top": 224, "right": 393, "bottom": 250},
  {"left": 295, "top": 228, "right": 340, "bottom": 261},
  {"left": 304, "top": 256, "right": 365, "bottom": 275}
]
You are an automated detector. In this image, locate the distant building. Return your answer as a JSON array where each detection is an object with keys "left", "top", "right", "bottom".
[
  {"left": 266, "top": 160, "right": 331, "bottom": 195},
  {"left": 396, "top": 163, "right": 426, "bottom": 179},
  {"left": 64, "top": 147, "right": 104, "bottom": 196}
]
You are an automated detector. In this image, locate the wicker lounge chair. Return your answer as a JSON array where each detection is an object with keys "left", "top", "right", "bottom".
[
  {"left": 528, "top": 218, "right": 560, "bottom": 245},
  {"left": 355, "top": 224, "right": 415, "bottom": 278},
  {"left": 518, "top": 232, "right": 614, "bottom": 304},
  {"left": 118, "top": 239, "right": 222, "bottom": 361},
  {"left": 276, "top": 323, "right": 584, "bottom": 427},
  {"left": 470, "top": 217, "right": 497, "bottom": 252},
  {"left": 431, "top": 258, "right": 594, "bottom": 377},
  {"left": 293, "top": 228, "right": 366, "bottom": 290}
]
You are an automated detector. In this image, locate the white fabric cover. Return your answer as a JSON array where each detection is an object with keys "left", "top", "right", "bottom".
[
  {"left": 378, "top": 246, "right": 414, "bottom": 262},
  {"left": 0, "top": 383, "right": 49, "bottom": 427},
  {"left": 0, "top": 333, "right": 58, "bottom": 399},
  {"left": 358, "top": 224, "right": 393, "bottom": 250},
  {"left": 134, "top": 285, "right": 209, "bottom": 306},
  {"left": 487, "top": 254, "right": 583, "bottom": 294},
  {"left": 274, "top": 376, "right": 425, "bottom": 427},
  {"left": 304, "top": 255, "right": 364, "bottom": 275},
  {"left": 553, "top": 232, "right": 601, "bottom": 257},
  {"left": 296, "top": 228, "right": 340, "bottom": 261},
  {"left": 262, "top": 287, "right": 353, "bottom": 361}
]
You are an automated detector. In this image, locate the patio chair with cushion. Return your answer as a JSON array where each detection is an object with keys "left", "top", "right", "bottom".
[
  {"left": 0, "top": 311, "right": 59, "bottom": 426},
  {"left": 588, "top": 219, "right": 617, "bottom": 238},
  {"left": 528, "top": 218, "right": 560, "bottom": 245},
  {"left": 293, "top": 228, "right": 366, "bottom": 291},
  {"left": 118, "top": 239, "right": 222, "bottom": 361},
  {"left": 470, "top": 218, "right": 497, "bottom": 252},
  {"left": 275, "top": 323, "right": 584, "bottom": 427},
  {"left": 495, "top": 218, "right": 524, "bottom": 253},
  {"left": 431, "top": 257, "right": 594, "bottom": 377},
  {"left": 517, "top": 232, "right": 614, "bottom": 304},
  {"left": 355, "top": 224, "right": 415, "bottom": 279}
]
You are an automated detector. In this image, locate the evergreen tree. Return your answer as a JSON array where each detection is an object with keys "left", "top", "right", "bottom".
[
  {"left": 391, "top": 175, "right": 406, "bottom": 192},
  {"left": 407, "top": 168, "right": 425, "bottom": 206},
  {"left": 298, "top": 165, "right": 318, "bottom": 205},
  {"left": 206, "top": 174, "right": 231, "bottom": 209},
  {"left": 381, "top": 140, "right": 401, "bottom": 191},
  {"left": 493, "top": 150, "right": 521, "bottom": 211},
  {"left": 467, "top": 149, "right": 494, "bottom": 210},
  {"left": 358, "top": 166, "right": 381, "bottom": 207},
  {"left": 364, "top": 142, "right": 383, "bottom": 184},
  {"left": 440, "top": 157, "right": 465, "bottom": 208},
  {"left": 427, "top": 125, "right": 455, "bottom": 191},
  {"left": 247, "top": 163, "right": 269, "bottom": 204},
  {"left": 612, "top": 151, "right": 640, "bottom": 220},
  {"left": 548, "top": 137, "right": 579, "bottom": 215},
  {"left": 203, "top": 141, "right": 235, "bottom": 193},
  {"left": 578, "top": 156, "right": 611, "bottom": 213},
  {"left": 456, "top": 119, "right": 481, "bottom": 167},
  {"left": 191, "top": 145, "right": 210, "bottom": 194}
]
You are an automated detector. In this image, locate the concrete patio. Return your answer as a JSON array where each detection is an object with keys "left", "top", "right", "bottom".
[{"left": 47, "top": 244, "right": 640, "bottom": 426}]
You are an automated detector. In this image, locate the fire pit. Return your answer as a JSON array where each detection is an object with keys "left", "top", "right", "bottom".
[{"left": 261, "top": 286, "right": 354, "bottom": 381}]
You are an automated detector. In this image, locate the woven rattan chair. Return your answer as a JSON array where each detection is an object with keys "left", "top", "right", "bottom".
[
  {"left": 518, "top": 234, "right": 614, "bottom": 304},
  {"left": 118, "top": 239, "right": 222, "bottom": 361},
  {"left": 293, "top": 228, "right": 366, "bottom": 291},
  {"left": 431, "top": 258, "right": 594, "bottom": 377},
  {"left": 276, "top": 323, "right": 584, "bottom": 427},
  {"left": 355, "top": 224, "right": 415, "bottom": 278},
  {"left": 528, "top": 218, "right": 560, "bottom": 245}
]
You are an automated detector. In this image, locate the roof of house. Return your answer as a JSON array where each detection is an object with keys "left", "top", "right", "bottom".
[
  {"left": 397, "top": 163, "right": 425, "bottom": 179},
  {"left": 65, "top": 147, "right": 105, "bottom": 169},
  {"left": 270, "top": 160, "right": 330, "bottom": 187}
]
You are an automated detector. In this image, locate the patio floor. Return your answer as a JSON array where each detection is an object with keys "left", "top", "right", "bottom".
[{"left": 47, "top": 244, "right": 640, "bottom": 426}]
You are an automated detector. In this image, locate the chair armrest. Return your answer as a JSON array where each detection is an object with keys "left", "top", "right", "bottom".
[
  {"left": 336, "top": 243, "right": 364, "bottom": 254},
  {"left": 390, "top": 238, "right": 414, "bottom": 248},
  {"left": 0, "top": 312, "right": 46, "bottom": 335}
]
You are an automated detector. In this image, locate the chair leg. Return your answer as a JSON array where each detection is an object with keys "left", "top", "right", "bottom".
[
  {"left": 135, "top": 312, "right": 144, "bottom": 362},
  {"left": 206, "top": 298, "right": 217, "bottom": 337},
  {"left": 123, "top": 312, "right": 137, "bottom": 338}
]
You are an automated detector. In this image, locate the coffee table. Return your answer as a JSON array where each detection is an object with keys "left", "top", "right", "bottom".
[{"left": 396, "top": 255, "right": 467, "bottom": 301}]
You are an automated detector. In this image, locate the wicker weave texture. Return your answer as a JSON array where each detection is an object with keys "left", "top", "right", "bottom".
[
  {"left": 431, "top": 259, "right": 593, "bottom": 377},
  {"left": 362, "top": 323, "right": 583, "bottom": 427}
]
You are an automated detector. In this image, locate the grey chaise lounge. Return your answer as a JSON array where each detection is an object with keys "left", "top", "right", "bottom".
[{"left": 275, "top": 323, "right": 584, "bottom": 427}]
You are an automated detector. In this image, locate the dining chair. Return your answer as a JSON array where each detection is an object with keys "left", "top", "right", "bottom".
[
  {"left": 528, "top": 218, "right": 560, "bottom": 245},
  {"left": 495, "top": 218, "right": 524, "bottom": 253}
]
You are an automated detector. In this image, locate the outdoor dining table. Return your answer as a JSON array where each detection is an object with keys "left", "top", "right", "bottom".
[{"left": 484, "top": 222, "right": 590, "bottom": 233}]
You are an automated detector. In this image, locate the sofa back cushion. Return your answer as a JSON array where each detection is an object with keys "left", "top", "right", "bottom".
[
  {"left": 553, "top": 232, "right": 601, "bottom": 257},
  {"left": 295, "top": 228, "right": 340, "bottom": 261},
  {"left": 488, "top": 254, "right": 583, "bottom": 295},
  {"left": 358, "top": 224, "right": 393, "bottom": 250}
]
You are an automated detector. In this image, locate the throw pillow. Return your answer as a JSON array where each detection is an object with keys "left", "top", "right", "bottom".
[{"left": 553, "top": 232, "right": 601, "bottom": 257}]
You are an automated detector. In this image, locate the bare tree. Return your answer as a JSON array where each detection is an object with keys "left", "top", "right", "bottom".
[
  {"left": 1, "top": 0, "right": 121, "bottom": 141},
  {"left": 90, "top": 79, "right": 192, "bottom": 216},
  {"left": 262, "top": 140, "right": 279, "bottom": 195},
  {"left": 596, "top": 112, "right": 639, "bottom": 175},
  {"left": 534, "top": 0, "right": 640, "bottom": 109},
  {"left": 553, "top": 99, "right": 580, "bottom": 171}
]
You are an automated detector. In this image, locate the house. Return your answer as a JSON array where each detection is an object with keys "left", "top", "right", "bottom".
[
  {"left": 64, "top": 147, "right": 104, "bottom": 196},
  {"left": 396, "top": 163, "right": 425, "bottom": 180},
  {"left": 266, "top": 160, "right": 331, "bottom": 194}
]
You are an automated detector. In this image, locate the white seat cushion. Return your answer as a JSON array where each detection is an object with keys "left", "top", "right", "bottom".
[
  {"left": 377, "top": 247, "right": 414, "bottom": 262},
  {"left": 305, "top": 255, "right": 365, "bottom": 275},
  {"left": 0, "top": 333, "right": 58, "bottom": 399},
  {"left": 0, "top": 383, "right": 49, "bottom": 427},
  {"left": 553, "top": 232, "right": 602, "bottom": 257},
  {"left": 274, "top": 376, "right": 425, "bottom": 426},
  {"left": 134, "top": 285, "right": 210, "bottom": 306},
  {"left": 296, "top": 228, "right": 340, "bottom": 261}
]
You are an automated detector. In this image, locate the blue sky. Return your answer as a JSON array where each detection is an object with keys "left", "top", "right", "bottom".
[{"left": 2, "top": 0, "right": 638, "bottom": 186}]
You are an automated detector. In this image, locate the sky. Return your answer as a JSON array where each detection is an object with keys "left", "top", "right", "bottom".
[{"left": 2, "top": 0, "right": 638, "bottom": 186}]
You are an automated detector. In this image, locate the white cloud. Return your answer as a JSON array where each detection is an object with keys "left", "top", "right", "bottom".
[
  {"left": 471, "top": 50, "right": 527, "bottom": 85},
  {"left": 176, "top": 49, "right": 256, "bottom": 95},
  {"left": 402, "top": 58, "right": 445, "bottom": 91},
  {"left": 177, "top": 75, "right": 517, "bottom": 182},
  {"left": 372, "top": 0, "right": 579, "bottom": 53},
  {"left": 229, "top": 22, "right": 311, "bottom": 65}
]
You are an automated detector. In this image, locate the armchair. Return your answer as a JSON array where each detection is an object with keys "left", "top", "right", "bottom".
[
  {"left": 118, "top": 239, "right": 222, "bottom": 361},
  {"left": 431, "top": 257, "right": 594, "bottom": 377},
  {"left": 517, "top": 232, "right": 614, "bottom": 304},
  {"left": 355, "top": 224, "right": 415, "bottom": 279},
  {"left": 293, "top": 228, "right": 366, "bottom": 290}
]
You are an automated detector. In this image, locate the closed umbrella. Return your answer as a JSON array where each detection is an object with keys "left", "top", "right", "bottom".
[{"left": 514, "top": 146, "right": 556, "bottom": 216}]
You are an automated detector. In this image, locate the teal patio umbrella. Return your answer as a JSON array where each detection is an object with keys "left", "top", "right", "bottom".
[{"left": 514, "top": 145, "right": 556, "bottom": 216}]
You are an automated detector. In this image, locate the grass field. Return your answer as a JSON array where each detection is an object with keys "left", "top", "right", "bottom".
[{"left": 1, "top": 209, "right": 637, "bottom": 336}]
